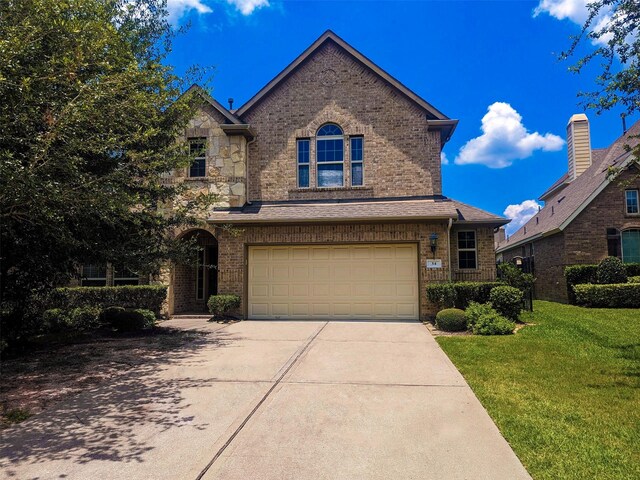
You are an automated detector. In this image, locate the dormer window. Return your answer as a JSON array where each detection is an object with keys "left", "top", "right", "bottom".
[
  {"left": 626, "top": 189, "right": 639, "bottom": 214},
  {"left": 189, "top": 138, "right": 206, "bottom": 178},
  {"left": 317, "top": 124, "right": 344, "bottom": 187}
]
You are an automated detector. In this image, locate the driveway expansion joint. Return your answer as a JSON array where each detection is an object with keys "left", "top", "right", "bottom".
[{"left": 194, "top": 321, "right": 328, "bottom": 480}]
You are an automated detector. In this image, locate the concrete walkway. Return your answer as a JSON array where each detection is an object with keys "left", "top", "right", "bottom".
[{"left": 0, "top": 320, "right": 531, "bottom": 480}]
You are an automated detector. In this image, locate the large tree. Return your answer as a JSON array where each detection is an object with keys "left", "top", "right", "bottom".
[
  {"left": 0, "top": 0, "right": 211, "bottom": 333},
  {"left": 562, "top": 0, "right": 639, "bottom": 119}
]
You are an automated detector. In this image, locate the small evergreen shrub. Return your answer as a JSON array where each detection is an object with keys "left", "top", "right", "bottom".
[
  {"left": 489, "top": 285, "right": 523, "bottom": 322},
  {"left": 597, "top": 256, "right": 628, "bottom": 284},
  {"left": 573, "top": 283, "right": 640, "bottom": 308},
  {"left": 208, "top": 294, "right": 241, "bottom": 317},
  {"left": 628, "top": 276, "right": 640, "bottom": 284},
  {"left": 625, "top": 263, "right": 640, "bottom": 276},
  {"left": 472, "top": 312, "right": 515, "bottom": 335},
  {"left": 565, "top": 265, "right": 599, "bottom": 304},
  {"left": 68, "top": 306, "right": 102, "bottom": 331},
  {"left": 435, "top": 308, "right": 467, "bottom": 332},
  {"left": 42, "top": 308, "right": 72, "bottom": 332},
  {"left": 465, "top": 302, "right": 496, "bottom": 331},
  {"left": 427, "top": 282, "right": 501, "bottom": 309},
  {"left": 100, "top": 306, "right": 126, "bottom": 324},
  {"left": 497, "top": 263, "right": 535, "bottom": 292},
  {"left": 108, "top": 308, "right": 156, "bottom": 332}
]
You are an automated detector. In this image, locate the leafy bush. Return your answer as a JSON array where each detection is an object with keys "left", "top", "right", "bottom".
[
  {"left": 108, "top": 308, "right": 156, "bottom": 332},
  {"left": 426, "top": 282, "right": 501, "bottom": 310},
  {"left": 489, "top": 286, "right": 523, "bottom": 322},
  {"left": 565, "top": 265, "right": 598, "bottom": 304},
  {"left": 100, "top": 306, "right": 126, "bottom": 324},
  {"left": 573, "top": 283, "right": 640, "bottom": 308},
  {"left": 68, "top": 306, "right": 102, "bottom": 331},
  {"left": 626, "top": 263, "right": 640, "bottom": 276},
  {"left": 48, "top": 285, "right": 167, "bottom": 316},
  {"left": 596, "top": 256, "right": 628, "bottom": 284},
  {"left": 435, "top": 308, "right": 467, "bottom": 332},
  {"left": 497, "top": 263, "right": 535, "bottom": 292},
  {"left": 472, "top": 312, "right": 515, "bottom": 335},
  {"left": 465, "top": 302, "right": 497, "bottom": 331},
  {"left": 628, "top": 276, "right": 640, "bottom": 284},
  {"left": 42, "top": 308, "right": 72, "bottom": 333},
  {"left": 208, "top": 294, "right": 241, "bottom": 317}
]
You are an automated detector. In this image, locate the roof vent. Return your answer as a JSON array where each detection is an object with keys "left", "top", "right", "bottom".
[
  {"left": 228, "top": 97, "right": 234, "bottom": 109},
  {"left": 536, "top": 217, "right": 539, "bottom": 225},
  {"left": 567, "top": 114, "right": 592, "bottom": 180}
]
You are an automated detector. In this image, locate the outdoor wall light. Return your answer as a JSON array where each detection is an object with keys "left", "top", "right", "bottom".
[{"left": 429, "top": 232, "right": 438, "bottom": 256}]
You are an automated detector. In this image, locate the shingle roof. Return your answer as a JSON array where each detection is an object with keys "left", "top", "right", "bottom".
[
  {"left": 208, "top": 196, "right": 508, "bottom": 225},
  {"left": 497, "top": 120, "right": 640, "bottom": 253}
]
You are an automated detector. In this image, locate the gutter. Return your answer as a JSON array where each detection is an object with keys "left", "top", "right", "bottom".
[
  {"left": 207, "top": 214, "right": 458, "bottom": 225},
  {"left": 447, "top": 217, "right": 453, "bottom": 282}
]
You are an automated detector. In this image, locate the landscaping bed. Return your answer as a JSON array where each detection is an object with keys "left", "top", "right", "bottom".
[
  {"left": 437, "top": 301, "right": 640, "bottom": 480},
  {"left": 0, "top": 326, "right": 211, "bottom": 429}
]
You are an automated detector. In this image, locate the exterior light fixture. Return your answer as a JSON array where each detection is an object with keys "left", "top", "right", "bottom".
[{"left": 429, "top": 232, "right": 438, "bottom": 256}]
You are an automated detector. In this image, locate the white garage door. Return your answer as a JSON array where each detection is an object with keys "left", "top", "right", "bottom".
[{"left": 248, "top": 244, "right": 419, "bottom": 320}]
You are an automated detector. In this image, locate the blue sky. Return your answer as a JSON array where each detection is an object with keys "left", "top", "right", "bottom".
[{"left": 165, "top": 0, "right": 637, "bottom": 234}]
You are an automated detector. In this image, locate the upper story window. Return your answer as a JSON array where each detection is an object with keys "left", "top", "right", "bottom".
[
  {"left": 350, "top": 137, "right": 363, "bottom": 186},
  {"left": 316, "top": 124, "right": 344, "bottom": 188},
  {"left": 189, "top": 138, "right": 206, "bottom": 178},
  {"left": 625, "top": 189, "right": 639, "bottom": 214},
  {"left": 457, "top": 231, "right": 477, "bottom": 269},
  {"left": 297, "top": 139, "right": 310, "bottom": 188}
]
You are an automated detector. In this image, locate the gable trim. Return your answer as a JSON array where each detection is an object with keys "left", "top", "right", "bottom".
[
  {"left": 235, "top": 30, "right": 451, "bottom": 122},
  {"left": 184, "top": 84, "right": 242, "bottom": 125}
]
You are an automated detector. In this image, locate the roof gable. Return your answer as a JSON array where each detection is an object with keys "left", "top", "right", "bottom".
[
  {"left": 184, "top": 84, "right": 242, "bottom": 125},
  {"left": 235, "top": 31, "right": 454, "bottom": 126}
]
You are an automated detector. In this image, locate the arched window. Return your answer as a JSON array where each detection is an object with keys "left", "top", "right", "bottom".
[
  {"left": 317, "top": 124, "right": 344, "bottom": 187},
  {"left": 621, "top": 229, "right": 640, "bottom": 263}
]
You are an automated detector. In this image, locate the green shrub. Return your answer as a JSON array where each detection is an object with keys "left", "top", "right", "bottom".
[
  {"left": 625, "top": 263, "right": 640, "bottom": 276},
  {"left": 435, "top": 308, "right": 467, "bottom": 332},
  {"left": 208, "top": 294, "right": 241, "bottom": 317},
  {"left": 100, "top": 306, "right": 126, "bottom": 324},
  {"left": 472, "top": 312, "right": 515, "bottom": 335},
  {"left": 596, "top": 256, "right": 628, "bottom": 284},
  {"left": 465, "top": 302, "right": 497, "bottom": 331},
  {"left": 573, "top": 283, "right": 640, "bottom": 308},
  {"left": 48, "top": 285, "right": 167, "bottom": 316},
  {"left": 565, "top": 265, "right": 598, "bottom": 304},
  {"left": 489, "top": 285, "right": 523, "bottom": 322},
  {"left": 628, "top": 276, "right": 640, "bottom": 284},
  {"left": 427, "top": 282, "right": 501, "bottom": 310},
  {"left": 497, "top": 263, "right": 535, "bottom": 292},
  {"left": 68, "top": 306, "right": 102, "bottom": 331},
  {"left": 108, "top": 308, "right": 156, "bottom": 332},
  {"left": 42, "top": 308, "right": 72, "bottom": 332}
]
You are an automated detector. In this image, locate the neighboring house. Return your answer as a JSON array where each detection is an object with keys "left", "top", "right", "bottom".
[
  {"left": 496, "top": 114, "right": 640, "bottom": 303},
  {"left": 159, "top": 31, "right": 508, "bottom": 319}
]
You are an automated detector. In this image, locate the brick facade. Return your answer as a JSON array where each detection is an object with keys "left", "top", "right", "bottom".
[{"left": 500, "top": 172, "right": 640, "bottom": 303}]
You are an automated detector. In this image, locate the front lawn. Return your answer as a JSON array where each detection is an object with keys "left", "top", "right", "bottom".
[{"left": 437, "top": 301, "right": 640, "bottom": 480}]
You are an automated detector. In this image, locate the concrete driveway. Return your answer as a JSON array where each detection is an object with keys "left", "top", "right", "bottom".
[{"left": 0, "top": 320, "right": 531, "bottom": 480}]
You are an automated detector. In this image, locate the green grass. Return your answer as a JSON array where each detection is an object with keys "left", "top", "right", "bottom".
[{"left": 437, "top": 301, "right": 640, "bottom": 480}]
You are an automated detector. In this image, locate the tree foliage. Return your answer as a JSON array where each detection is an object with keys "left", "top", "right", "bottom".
[{"left": 0, "top": 0, "right": 212, "bottom": 333}]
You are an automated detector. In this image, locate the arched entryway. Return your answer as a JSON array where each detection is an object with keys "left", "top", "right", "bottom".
[{"left": 172, "top": 229, "right": 218, "bottom": 314}]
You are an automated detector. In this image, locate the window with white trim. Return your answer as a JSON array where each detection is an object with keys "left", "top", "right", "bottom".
[
  {"left": 350, "top": 136, "right": 363, "bottom": 186},
  {"left": 622, "top": 229, "right": 640, "bottom": 263},
  {"left": 457, "top": 231, "right": 477, "bottom": 269},
  {"left": 316, "top": 124, "right": 344, "bottom": 187},
  {"left": 625, "top": 189, "right": 639, "bottom": 214},
  {"left": 189, "top": 138, "right": 206, "bottom": 178},
  {"left": 297, "top": 139, "right": 310, "bottom": 188}
]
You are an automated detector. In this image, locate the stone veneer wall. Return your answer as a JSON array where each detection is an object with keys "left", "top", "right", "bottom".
[
  {"left": 211, "top": 222, "right": 497, "bottom": 320},
  {"left": 167, "top": 104, "right": 247, "bottom": 210},
  {"left": 242, "top": 41, "right": 442, "bottom": 202}
]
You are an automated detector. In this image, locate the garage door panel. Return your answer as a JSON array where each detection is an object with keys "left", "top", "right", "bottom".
[{"left": 248, "top": 244, "right": 418, "bottom": 320}]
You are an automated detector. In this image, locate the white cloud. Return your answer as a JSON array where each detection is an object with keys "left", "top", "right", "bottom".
[
  {"left": 440, "top": 151, "right": 449, "bottom": 165},
  {"left": 226, "top": 0, "right": 269, "bottom": 15},
  {"left": 167, "top": 0, "right": 212, "bottom": 22},
  {"left": 534, "top": 0, "right": 615, "bottom": 46},
  {"left": 454, "top": 102, "right": 564, "bottom": 168},
  {"left": 503, "top": 200, "right": 542, "bottom": 235}
]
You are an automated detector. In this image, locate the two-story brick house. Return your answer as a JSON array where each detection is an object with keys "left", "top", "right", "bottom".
[
  {"left": 166, "top": 31, "right": 507, "bottom": 320},
  {"left": 496, "top": 114, "right": 640, "bottom": 302}
]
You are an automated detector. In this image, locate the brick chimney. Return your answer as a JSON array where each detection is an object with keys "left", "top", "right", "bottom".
[{"left": 567, "top": 114, "right": 592, "bottom": 180}]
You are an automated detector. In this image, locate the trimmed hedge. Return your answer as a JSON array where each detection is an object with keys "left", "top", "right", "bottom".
[
  {"left": 573, "top": 283, "right": 640, "bottom": 308},
  {"left": 426, "top": 282, "right": 502, "bottom": 310},
  {"left": 489, "top": 286, "right": 523, "bottom": 322},
  {"left": 208, "top": 294, "right": 241, "bottom": 317},
  {"left": 435, "top": 308, "right": 467, "bottom": 332},
  {"left": 49, "top": 285, "right": 167, "bottom": 316},
  {"left": 566, "top": 262, "right": 640, "bottom": 304},
  {"left": 596, "top": 257, "right": 627, "bottom": 284},
  {"left": 628, "top": 276, "right": 640, "bottom": 284},
  {"left": 108, "top": 308, "right": 156, "bottom": 332}
]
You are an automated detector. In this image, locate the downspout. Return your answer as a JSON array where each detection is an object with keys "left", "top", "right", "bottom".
[
  {"left": 245, "top": 134, "right": 257, "bottom": 205},
  {"left": 447, "top": 217, "right": 453, "bottom": 282}
]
